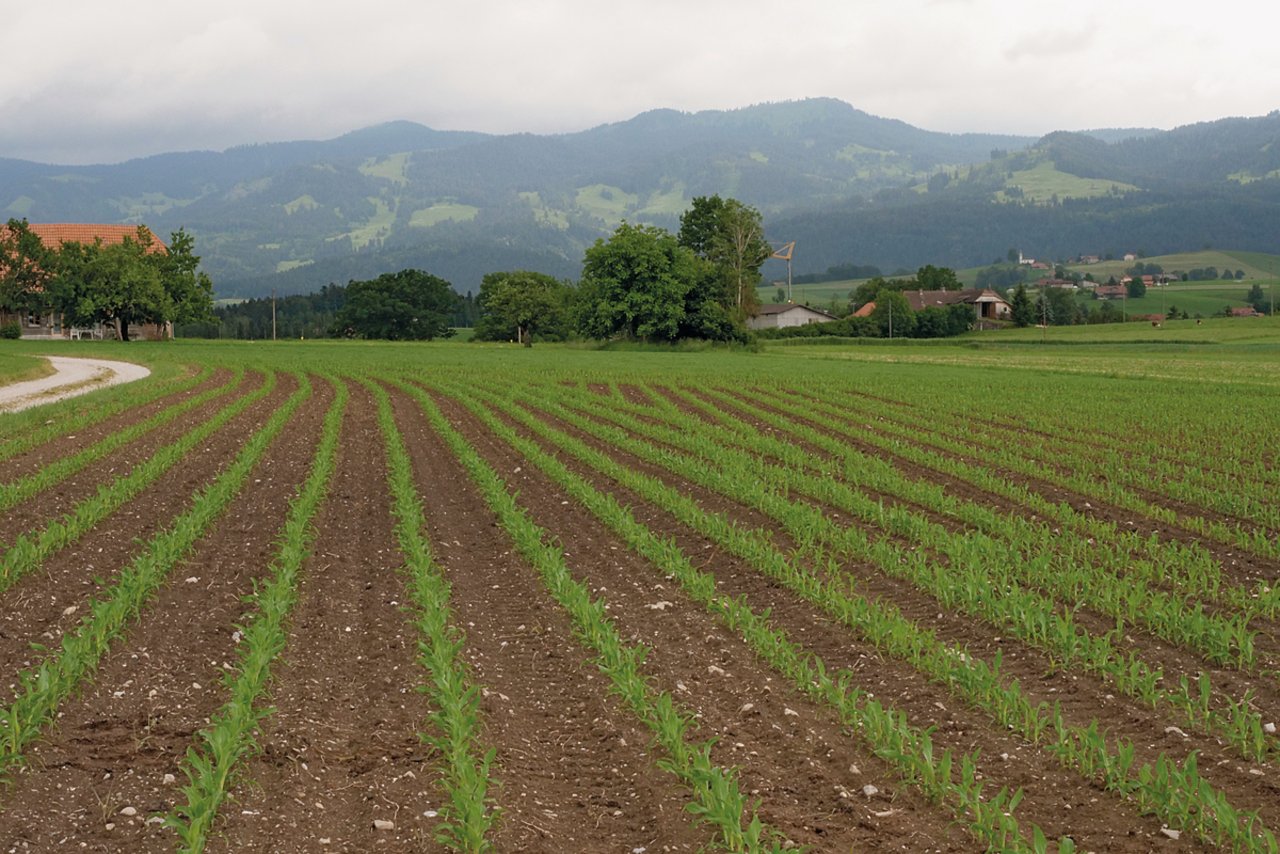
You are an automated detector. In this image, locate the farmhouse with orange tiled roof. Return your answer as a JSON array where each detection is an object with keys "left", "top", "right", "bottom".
[{"left": 0, "top": 223, "right": 170, "bottom": 339}]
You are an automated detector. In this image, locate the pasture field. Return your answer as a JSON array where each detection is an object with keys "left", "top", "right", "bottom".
[{"left": 0, "top": 333, "right": 1278, "bottom": 852}]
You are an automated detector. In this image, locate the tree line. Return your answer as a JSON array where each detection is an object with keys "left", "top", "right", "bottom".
[{"left": 186, "top": 195, "right": 774, "bottom": 345}]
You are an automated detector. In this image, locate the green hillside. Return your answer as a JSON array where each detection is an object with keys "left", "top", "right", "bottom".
[
  {"left": 996, "top": 160, "right": 1138, "bottom": 203},
  {"left": 1066, "top": 250, "right": 1278, "bottom": 282},
  {"left": 6, "top": 101, "right": 1280, "bottom": 298}
]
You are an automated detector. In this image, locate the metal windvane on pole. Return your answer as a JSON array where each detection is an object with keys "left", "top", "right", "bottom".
[{"left": 771, "top": 242, "right": 796, "bottom": 301}]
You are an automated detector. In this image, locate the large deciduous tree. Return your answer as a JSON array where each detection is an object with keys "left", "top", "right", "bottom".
[
  {"left": 46, "top": 227, "right": 215, "bottom": 341},
  {"left": 0, "top": 219, "right": 53, "bottom": 317},
  {"left": 159, "top": 228, "right": 216, "bottom": 327},
  {"left": 332, "top": 269, "right": 458, "bottom": 340},
  {"left": 868, "top": 288, "right": 915, "bottom": 338},
  {"left": 678, "top": 195, "right": 771, "bottom": 319},
  {"left": 51, "top": 234, "right": 166, "bottom": 341},
  {"left": 474, "top": 270, "right": 573, "bottom": 345},
  {"left": 577, "top": 222, "right": 701, "bottom": 342}
]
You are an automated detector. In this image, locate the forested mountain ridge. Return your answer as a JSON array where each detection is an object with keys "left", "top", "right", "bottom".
[
  {"left": 769, "top": 111, "right": 1280, "bottom": 275},
  {"left": 2, "top": 99, "right": 1278, "bottom": 296}
]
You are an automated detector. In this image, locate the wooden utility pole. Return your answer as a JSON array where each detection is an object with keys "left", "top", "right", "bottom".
[{"left": 271, "top": 289, "right": 277, "bottom": 341}]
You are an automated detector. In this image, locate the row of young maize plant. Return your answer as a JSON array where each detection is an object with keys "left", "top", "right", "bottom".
[
  {"left": 0, "top": 361, "right": 208, "bottom": 459},
  {"left": 471, "top": 381, "right": 1277, "bottom": 851},
  {"left": 910, "top": 378, "right": 1276, "bottom": 494},
  {"left": 166, "top": 376, "right": 345, "bottom": 853},
  {"left": 0, "top": 371, "right": 279, "bottom": 597},
  {"left": 772, "top": 384, "right": 1280, "bottom": 560},
  {"left": 641, "top": 381, "right": 1222, "bottom": 598},
  {"left": 553, "top": 384, "right": 1271, "bottom": 726},
  {"left": 0, "top": 367, "right": 245, "bottom": 513},
  {"left": 819, "top": 381, "right": 1280, "bottom": 533},
  {"left": 394, "top": 379, "right": 782, "bottom": 853},
  {"left": 430, "top": 379, "right": 1049, "bottom": 853},
  {"left": 0, "top": 375, "right": 312, "bottom": 777},
  {"left": 564, "top": 382, "right": 1259, "bottom": 670},
  {"left": 369, "top": 380, "right": 499, "bottom": 853},
  {"left": 697, "top": 383, "right": 1278, "bottom": 620},
  {"left": 539, "top": 382, "right": 1278, "bottom": 765}
]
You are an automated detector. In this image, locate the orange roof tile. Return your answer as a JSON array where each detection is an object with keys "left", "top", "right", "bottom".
[{"left": 22, "top": 223, "right": 167, "bottom": 254}]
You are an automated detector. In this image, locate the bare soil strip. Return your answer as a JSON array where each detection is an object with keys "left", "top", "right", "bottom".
[
  {"left": 433, "top": 388, "right": 984, "bottom": 852},
  {"left": 393, "top": 386, "right": 711, "bottom": 853},
  {"left": 0, "top": 367, "right": 231, "bottom": 483},
  {"left": 0, "top": 373, "right": 293, "bottom": 705},
  {"left": 0, "top": 376, "right": 330, "bottom": 852},
  {"left": 212, "top": 382, "right": 444, "bottom": 853},
  {"left": 0, "top": 369, "right": 250, "bottom": 547},
  {"left": 492, "top": 388, "right": 1241, "bottom": 851}
]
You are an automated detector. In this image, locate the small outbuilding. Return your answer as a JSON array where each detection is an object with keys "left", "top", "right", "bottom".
[
  {"left": 747, "top": 303, "right": 837, "bottom": 330},
  {"left": 903, "top": 288, "right": 1012, "bottom": 322}
]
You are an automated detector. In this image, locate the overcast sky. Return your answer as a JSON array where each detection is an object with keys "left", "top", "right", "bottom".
[{"left": 3, "top": 0, "right": 1277, "bottom": 165}]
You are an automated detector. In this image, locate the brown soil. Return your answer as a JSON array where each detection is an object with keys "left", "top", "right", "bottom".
[
  {"left": 0, "top": 367, "right": 232, "bottom": 485},
  {"left": 386, "top": 384, "right": 709, "bottom": 853},
  {"left": 0, "top": 372, "right": 294, "bottom": 704},
  {"left": 2, "top": 369, "right": 1273, "bottom": 853},
  {"left": 0, "top": 368, "right": 252, "bottom": 549},
  {"left": 426, "top": 387, "right": 1004, "bottom": 852},
  {"left": 0, "top": 374, "right": 329, "bottom": 852},
  {"left": 487, "top": 383, "right": 1265, "bottom": 850},
  {"left": 212, "top": 382, "right": 442, "bottom": 853}
]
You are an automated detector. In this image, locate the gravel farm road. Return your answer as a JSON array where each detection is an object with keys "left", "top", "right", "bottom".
[{"left": 0, "top": 356, "right": 150, "bottom": 413}]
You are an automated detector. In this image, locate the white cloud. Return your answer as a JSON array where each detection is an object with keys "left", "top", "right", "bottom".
[{"left": 1, "top": 0, "right": 1277, "bottom": 163}]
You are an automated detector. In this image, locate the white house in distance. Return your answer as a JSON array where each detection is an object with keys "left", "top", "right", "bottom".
[{"left": 747, "top": 303, "right": 837, "bottom": 330}]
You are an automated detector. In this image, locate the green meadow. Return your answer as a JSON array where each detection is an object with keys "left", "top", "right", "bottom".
[{"left": 0, "top": 352, "right": 54, "bottom": 385}]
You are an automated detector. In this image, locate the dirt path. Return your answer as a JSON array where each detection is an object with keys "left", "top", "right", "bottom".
[{"left": 0, "top": 356, "right": 152, "bottom": 413}]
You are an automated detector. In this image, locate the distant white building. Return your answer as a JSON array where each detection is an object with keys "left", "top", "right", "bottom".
[{"left": 747, "top": 303, "right": 836, "bottom": 330}]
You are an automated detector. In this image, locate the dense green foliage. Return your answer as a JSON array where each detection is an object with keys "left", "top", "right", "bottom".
[
  {"left": 678, "top": 195, "right": 771, "bottom": 319},
  {"left": 332, "top": 269, "right": 458, "bottom": 340},
  {"left": 473, "top": 270, "right": 574, "bottom": 344},
  {"left": 577, "top": 223, "right": 701, "bottom": 342},
  {"left": 55, "top": 227, "right": 213, "bottom": 338},
  {"left": 2, "top": 219, "right": 214, "bottom": 340},
  {"left": 0, "top": 219, "right": 53, "bottom": 315}
]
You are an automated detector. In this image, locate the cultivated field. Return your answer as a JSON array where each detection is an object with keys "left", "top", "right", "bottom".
[{"left": 0, "top": 335, "right": 1278, "bottom": 852}]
